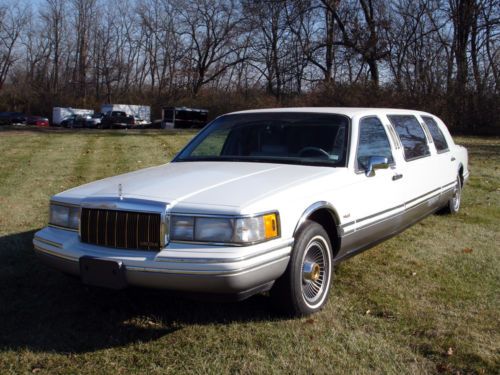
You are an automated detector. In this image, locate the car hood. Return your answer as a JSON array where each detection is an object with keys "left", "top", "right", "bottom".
[{"left": 55, "top": 161, "right": 343, "bottom": 212}]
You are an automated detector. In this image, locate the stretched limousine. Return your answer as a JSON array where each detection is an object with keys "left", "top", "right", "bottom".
[{"left": 34, "top": 108, "right": 469, "bottom": 316}]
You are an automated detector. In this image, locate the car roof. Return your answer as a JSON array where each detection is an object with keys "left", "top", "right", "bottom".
[{"left": 228, "top": 107, "right": 436, "bottom": 118}]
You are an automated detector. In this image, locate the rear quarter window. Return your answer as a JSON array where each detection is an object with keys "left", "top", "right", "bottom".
[
  {"left": 388, "top": 115, "right": 430, "bottom": 161},
  {"left": 421, "top": 116, "right": 449, "bottom": 153}
]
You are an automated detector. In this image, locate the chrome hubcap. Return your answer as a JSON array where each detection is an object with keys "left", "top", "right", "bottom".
[
  {"left": 452, "top": 178, "right": 461, "bottom": 210},
  {"left": 301, "top": 237, "right": 329, "bottom": 305},
  {"left": 303, "top": 261, "right": 321, "bottom": 282}
]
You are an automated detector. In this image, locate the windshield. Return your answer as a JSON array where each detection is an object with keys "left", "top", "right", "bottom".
[{"left": 174, "top": 112, "right": 350, "bottom": 167}]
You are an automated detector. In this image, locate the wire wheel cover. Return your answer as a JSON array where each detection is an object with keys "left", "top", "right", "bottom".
[{"left": 301, "top": 236, "right": 329, "bottom": 304}]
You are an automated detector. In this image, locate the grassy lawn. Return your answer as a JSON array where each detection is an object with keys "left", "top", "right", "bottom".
[{"left": 0, "top": 129, "right": 498, "bottom": 374}]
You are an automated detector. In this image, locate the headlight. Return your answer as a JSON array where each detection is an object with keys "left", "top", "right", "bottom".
[
  {"left": 49, "top": 203, "right": 80, "bottom": 230},
  {"left": 195, "top": 217, "right": 233, "bottom": 242},
  {"left": 170, "top": 212, "right": 279, "bottom": 244},
  {"left": 170, "top": 216, "right": 194, "bottom": 241}
]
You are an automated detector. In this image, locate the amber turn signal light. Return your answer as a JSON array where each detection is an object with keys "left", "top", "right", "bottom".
[{"left": 263, "top": 213, "right": 278, "bottom": 239}]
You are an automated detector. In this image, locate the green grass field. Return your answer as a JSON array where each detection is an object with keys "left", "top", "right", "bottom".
[{"left": 0, "top": 128, "right": 498, "bottom": 374}]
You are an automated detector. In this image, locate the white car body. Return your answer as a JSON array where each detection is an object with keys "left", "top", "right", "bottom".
[{"left": 34, "top": 108, "right": 469, "bottom": 311}]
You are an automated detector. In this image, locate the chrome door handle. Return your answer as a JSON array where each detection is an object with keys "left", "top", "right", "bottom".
[{"left": 392, "top": 173, "right": 403, "bottom": 181}]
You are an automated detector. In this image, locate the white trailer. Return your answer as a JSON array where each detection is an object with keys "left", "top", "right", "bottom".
[
  {"left": 52, "top": 107, "right": 94, "bottom": 125},
  {"left": 100, "top": 104, "right": 151, "bottom": 123}
]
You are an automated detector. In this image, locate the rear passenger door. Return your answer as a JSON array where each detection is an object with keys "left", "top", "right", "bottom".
[
  {"left": 420, "top": 115, "right": 456, "bottom": 191},
  {"left": 387, "top": 114, "right": 439, "bottom": 219}
]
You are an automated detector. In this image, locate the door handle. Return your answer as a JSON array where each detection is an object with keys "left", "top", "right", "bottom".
[
  {"left": 451, "top": 156, "right": 456, "bottom": 161},
  {"left": 392, "top": 173, "right": 403, "bottom": 181}
]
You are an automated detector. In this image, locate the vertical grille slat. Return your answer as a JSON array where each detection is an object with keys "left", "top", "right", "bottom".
[
  {"left": 81, "top": 208, "right": 89, "bottom": 242},
  {"left": 97, "top": 210, "right": 106, "bottom": 245},
  {"left": 80, "top": 208, "right": 161, "bottom": 251},
  {"left": 116, "top": 212, "right": 127, "bottom": 248},
  {"left": 106, "top": 211, "right": 116, "bottom": 247},
  {"left": 138, "top": 213, "right": 149, "bottom": 250},
  {"left": 88, "top": 209, "right": 98, "bottom": 244}
]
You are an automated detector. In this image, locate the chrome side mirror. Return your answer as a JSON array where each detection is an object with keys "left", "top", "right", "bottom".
[{"left": 366, "top": 156, "right": 389, "bottom": 177}]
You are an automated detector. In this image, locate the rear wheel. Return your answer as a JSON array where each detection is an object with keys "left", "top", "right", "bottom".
[
  {"left": 271, "top": 220, "right": 333, "bottom": 316},
  {"left": 440, "top": 175, "right": 462, "bottom": 214}
]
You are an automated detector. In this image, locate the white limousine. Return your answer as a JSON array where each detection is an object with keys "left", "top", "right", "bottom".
[{"left": 34, "top": 108, "right": 469, "bottom": 316}]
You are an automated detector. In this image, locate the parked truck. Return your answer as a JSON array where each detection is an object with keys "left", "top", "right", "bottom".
[
  {"left": 52, "top": 107, "right": 94, "bottom": 126},
  {"left": 100, "top": 111, "right": 135, "bottom": 128},
  {"left": 100, "top": 104, "right": 151, "bottom": 124}
]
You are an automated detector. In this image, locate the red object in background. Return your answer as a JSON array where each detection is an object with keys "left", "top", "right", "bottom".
[
  {"left": 35, "top": 119, "right": 49, "bottom": 127},
  {"left": 26, "top": 116, "right": 50, "bottom": 127}
]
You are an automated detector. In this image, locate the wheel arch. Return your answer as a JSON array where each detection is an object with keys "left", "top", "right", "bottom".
[{"left": 293, "top": 202, "right": 341, "bottom": 258}]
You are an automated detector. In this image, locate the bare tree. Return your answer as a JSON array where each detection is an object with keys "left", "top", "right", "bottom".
[
  {"left": 243, "top": 0, "right": 291, "bottom": 98},
  {"left": 176, "top": 0, "right": 245, "bottom": 96},
  {"left": 0, "top": 2, "right": 28, "bottom": 91},
  {"left": 137, "top": 0, "right": 184, "bottom": 97},
  {"left": 39, "top": 0, "right": 66, "bottom": 94},
  {"left": 71, "top": 0, "right": 97, "bottom": 103},
  {"left": 449, "top": 0, "right": 475, "bottom": 96}
]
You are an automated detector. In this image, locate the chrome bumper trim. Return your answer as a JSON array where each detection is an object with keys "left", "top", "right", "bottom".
[
  {"left": 34, "top": 238, "right": 291, "bottom": 276},
  {"left": 48, "top": 224, "right": 78, "bottom": 233},
  {"left": 156, "top": 239, "right": 294, "bottom": 264},
  {"left": 34, "top": 245, "right": 77, "bottom": 262},
  {"left": 127, "top": 255, "right": 290, "bottom": 276},
  {"left": 34, "top": 236, "right": 63, "bottom": 249}
]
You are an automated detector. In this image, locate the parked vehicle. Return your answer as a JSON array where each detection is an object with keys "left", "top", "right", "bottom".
[
  {"left": 101, "top": 104, "right": 150, "bottom": 124},
  {"left": 60, "top": 114, "right": 89, "bottom": 128},
  {"left": 161, "top": 107, "right": 208, "bottom": 129},
  {"left": 52, "top": 107, "right": 94, "bottom": 126},
  {"left": 86, "top": 113, "right": 105, "bottom": 128},
  {"left": 100, "top": 111, "right": 135, "bottom": 128},
  {"left": 26, "top": 115, "right": 50, "bottom": 127},
  {"left": 133, "top": 116, "right": 149, "bottom": 126},
  {"left": 34, "top": 108, "right": 469, "bottom": 316},
  {"left": 0, "top": 112, "right": 27, "bottom": 125}
]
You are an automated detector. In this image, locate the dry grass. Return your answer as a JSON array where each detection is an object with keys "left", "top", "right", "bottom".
[{"left": 0, "top": 129, "right": 498, "bottom": 374}]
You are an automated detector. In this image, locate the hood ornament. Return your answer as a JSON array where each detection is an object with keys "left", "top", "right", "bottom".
[{"left": 118, "top": 183, "right": 123, "bottom": 200}]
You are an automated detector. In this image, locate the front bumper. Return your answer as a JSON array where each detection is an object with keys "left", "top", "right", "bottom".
[{"left": 33, "top": 227, "right": 292, "bottom": 296}]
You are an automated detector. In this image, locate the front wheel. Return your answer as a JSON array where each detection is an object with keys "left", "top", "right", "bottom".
[{"left": 271, "top": 220, "right": 333, "bottom": 316}]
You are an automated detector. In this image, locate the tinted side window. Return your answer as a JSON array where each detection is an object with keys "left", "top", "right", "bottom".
[
  {"left": 422, "top": 116, "right": 449, "bottom": 152},
  {"left": 357, "top": 117, "right": 394, "bottom": 170},
  {"left": 388, "top": 115, "right": 430, "bottom": 160}
]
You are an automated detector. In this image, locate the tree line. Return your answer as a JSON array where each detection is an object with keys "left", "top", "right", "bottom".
[{"left": 0, "top": 0, "right": 498, "bottom": 133}]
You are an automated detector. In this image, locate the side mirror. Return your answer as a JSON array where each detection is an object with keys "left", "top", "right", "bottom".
[{"left": 366, "top": 156, "right": 389, "bottom": 177}]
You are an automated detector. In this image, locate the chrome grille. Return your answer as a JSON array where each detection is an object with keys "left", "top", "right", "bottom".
[{"left": 80, "top": 208, "right": 161, "bottom": 251}]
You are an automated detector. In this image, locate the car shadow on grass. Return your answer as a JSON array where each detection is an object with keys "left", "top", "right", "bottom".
[{"left": 0, "top": 229, "right": 280, "bottom": 354}]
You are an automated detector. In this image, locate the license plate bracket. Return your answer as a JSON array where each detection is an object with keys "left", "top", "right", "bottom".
[{"left": 79, "top": 256, "right": 127, "bottom": 290}]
